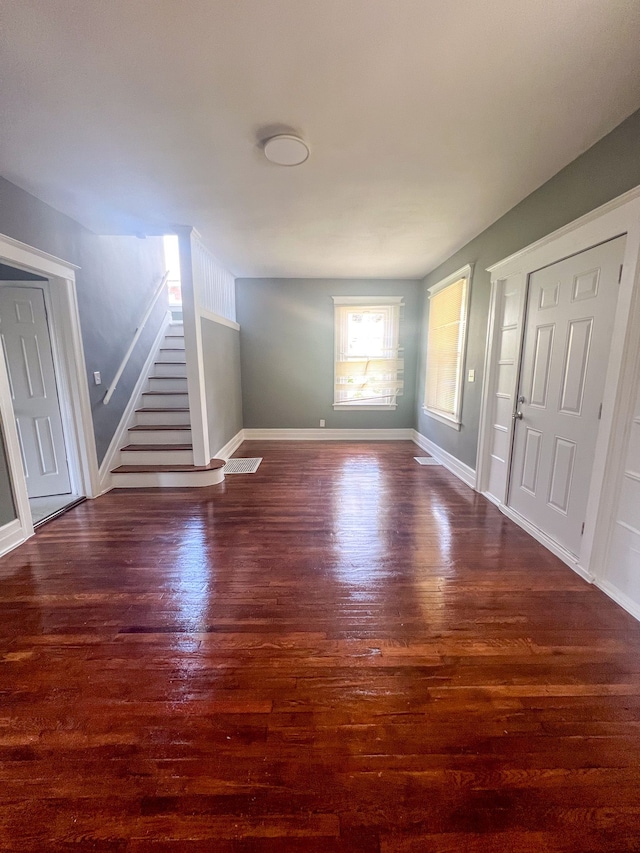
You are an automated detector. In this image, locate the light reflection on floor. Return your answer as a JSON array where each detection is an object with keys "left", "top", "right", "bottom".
[
  {"left": 331, "top": 455, "right": 386, "bottom": 586},
  {"left": 175, "top": 517, "right": 210, "bottom": 633}
]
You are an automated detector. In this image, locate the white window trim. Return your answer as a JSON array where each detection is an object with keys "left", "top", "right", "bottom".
[
  {"left": 332, "top": 295, "right": 404, "bottom": 305},
  {"left": 332, "top": 296, "right": 404, "bottom": 411},
  {"left": 424, "top": 263, "right": 473, "bottom": 430},
  {"left": 422, "top": 406, "right": 462, "bottom": 430},
  {"left": 334, "top": 404, "right": 397, "bottom": 411}
]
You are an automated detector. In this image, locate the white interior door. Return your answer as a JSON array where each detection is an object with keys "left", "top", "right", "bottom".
[
  {"left": 508, "top": 236, "right": 625, "bottom": 557},
  {"left": 0, "top": 285, "right": 71, "bottom": 498}
]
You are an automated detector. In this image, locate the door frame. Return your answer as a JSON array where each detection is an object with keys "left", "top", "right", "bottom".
[
  {"left": 476, "top": 185, "right": 640, "bottom": 582},
  {"left": 0, "top": 232, "right": 100, "bottom": 554}
]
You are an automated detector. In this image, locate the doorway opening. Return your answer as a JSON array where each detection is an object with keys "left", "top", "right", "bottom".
[
  {"left": 0, "top": 234, "right": 99, "bottom": 555},
  {"left": 0, "top": 263, "right": 85, "bottom": 526}
]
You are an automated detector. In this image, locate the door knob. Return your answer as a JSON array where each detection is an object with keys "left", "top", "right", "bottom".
[{"left": 513, "top": 411, "right": 523, "bottom": 420}]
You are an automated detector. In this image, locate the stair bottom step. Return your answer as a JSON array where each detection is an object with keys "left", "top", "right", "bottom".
[
  {"left": 121, "top": 444, "right": 193, "bottom": 452},
  {"left": 112, "top": 460, "right": 225, "bottom": 474},
  {"left": 111, "top": 459, "right": 226, "bottom": 489}
]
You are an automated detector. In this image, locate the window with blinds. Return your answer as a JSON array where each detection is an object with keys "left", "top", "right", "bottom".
[
  {"left": 333, "top": 297, "right": 404, "bottom": 409},
  {"left": 424, "top": 266, "right": 472, "bottom": 428}
]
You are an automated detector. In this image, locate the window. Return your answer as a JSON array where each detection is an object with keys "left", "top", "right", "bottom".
[
  {"left": 424, "top": 264, "right": 473, "bottom": 429},
  {"left": 333, "top": 296, "right": 404, "bottom": 410}
]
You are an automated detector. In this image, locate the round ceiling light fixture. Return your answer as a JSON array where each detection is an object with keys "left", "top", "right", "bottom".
[{"left": 263, "top": 134, "right": 310, "bottom": 166}]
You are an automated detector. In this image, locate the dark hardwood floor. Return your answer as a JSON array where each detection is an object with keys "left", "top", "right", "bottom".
[{"left": 1, "top": 440, "right": 640, "bottom": 852}]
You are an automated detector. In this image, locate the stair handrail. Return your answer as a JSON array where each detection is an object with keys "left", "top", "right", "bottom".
[{"left": 103, "top": 270, "right": 170, "bottom": 405}]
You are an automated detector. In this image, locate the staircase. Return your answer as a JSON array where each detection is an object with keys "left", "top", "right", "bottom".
[{"left": 110, "top": 321, "right": 225, "bottom": 488}]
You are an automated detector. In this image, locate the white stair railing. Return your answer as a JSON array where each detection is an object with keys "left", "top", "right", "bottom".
[
  {"left": 191, "top": 233, "right": 236, "bottom": 322},
  {"left": 103, "top": 271, "right": 170, "bottom": 405}
]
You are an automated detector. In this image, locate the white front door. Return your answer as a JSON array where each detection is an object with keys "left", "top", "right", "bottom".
[
  {"left": 508, "top": 235, "right": 625, "bottom": 557},
  {"left": 0, "top": 285, "right": 71, "bottom": 498}
]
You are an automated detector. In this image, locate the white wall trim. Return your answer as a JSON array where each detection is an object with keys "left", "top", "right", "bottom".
[
  {"left": 487, "top": 184, "right": 640, "bottom": 275},
  {"left": 595, "top": 579, "right": 640, "bottom": 624},
  {"left": 411, "top": 430, "right": 477, "bottom": 488},
  {"left": 0, "top": 233, "right": 80, "bottom": 275},
  {"left": 214, "top": 429, "right": 245, "bottom": 461},
  {"left": 498, "top": 503, "right": 593, "bottom": 583},
  {"left": 98, "top": 311, "right": 172, "bottom": 492},
  {"left": 48, "top": 277, "right": 101, "bottom": 499},
  {"left": 0, "top": 518, "right": 30, "bottom": 558},
  {"left": 182, "top": 229, "right": 210, "bottom": 465},
  {"left": 243, "top": 428, "right": 414, "bottom": 441},
  {"left": 199, "top": 307, "right": 240, "bottom": 332}
]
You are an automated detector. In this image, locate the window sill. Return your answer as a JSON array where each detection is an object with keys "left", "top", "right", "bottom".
[
  {"left": 423, "top": 408, "right": 461, "bottom": 430},
  {"left": 334, "top": 404, "right": 397, "bottom": 411}
]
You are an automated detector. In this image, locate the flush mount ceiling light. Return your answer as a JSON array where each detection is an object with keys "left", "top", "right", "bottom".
[{"left": 263, "top": 134, "right": 309, "bottom": 166}]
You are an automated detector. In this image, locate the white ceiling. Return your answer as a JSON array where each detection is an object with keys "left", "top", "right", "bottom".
[{"left": 1, "top": 0, "right": 640, "bottom": 279}]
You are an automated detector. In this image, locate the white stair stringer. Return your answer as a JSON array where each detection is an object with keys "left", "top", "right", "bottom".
[{"left": 109, "top": 321, "right": 225, "bottom": 489}]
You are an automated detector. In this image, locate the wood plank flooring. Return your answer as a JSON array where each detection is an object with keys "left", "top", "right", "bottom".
[{"left": 1, "top": 440, "right": 640, "bottom": 852}]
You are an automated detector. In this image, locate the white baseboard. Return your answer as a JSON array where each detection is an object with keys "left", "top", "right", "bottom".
[
  {"left": 595, "top": 579, "right": 640, "bottom": 623},
  {"left": 98, "top": 312, "right": 172, "bottom": 492},
  {"left": 214, "top": 429, "right": 245, "bottom": 461},
  {"left": 243, "top": 428, "right": 414, "bottom": 441},
  {"left": 411, "top": 430, "right": 477, "bottom": 488},
  {"left": 0, "top": 517, "right": 30, "bottom": 558},
  {"left": 498, "top": 503, "right": 594, "bottom": 583}
]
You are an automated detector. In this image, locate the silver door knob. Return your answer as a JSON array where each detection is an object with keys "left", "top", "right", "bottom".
[{"left": 513, "top": 411, "right": 523, "bottom": 420}]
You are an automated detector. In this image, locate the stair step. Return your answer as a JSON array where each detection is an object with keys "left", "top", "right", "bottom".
[
  {"left": 153, "top": 362, "right": 187, "bottom": 376},
  {"left": 113, "top": 459, "right": 225, "bottom": 474},
  {"left": 157, "top": 351, "right": 186, "bottom": 363},
  {"left": 121, "top": 444, "right": 192, "bottom": 452},
  {"left": 135, "top": 407, "right": 191, "bottom": 426},
  {"left": 148, "top": 376, "right": 188, "bottom": 391},
  {"left": 111, "top": 458, "right": 226, "bottom": 489},
  {"left": 129, "top": 424, "right": 191, "bottom": 430},
  {"left": 141, "top": 391, "right": 189, "bottom": 408},
  {"left": 119, "top": 444, "right": 194, "bottom": 465},
  {"left": 127, "top": 426, "right": 192, "bottom": 445}
]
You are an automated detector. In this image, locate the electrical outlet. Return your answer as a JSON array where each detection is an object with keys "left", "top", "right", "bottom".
[
  {"left": 93, "top": 371, "right": 102, "bottom": 385},
  {"left": 319, "top": 419, "right": 325, "bottom": 428},
  {"left": 468, "top": 369, "right": 475, "bottom": 382}
]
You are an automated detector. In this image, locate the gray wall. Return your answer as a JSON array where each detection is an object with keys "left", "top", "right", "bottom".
[
  {"left": 201, "top": 317, "right": 243, "bottom": 455},
  {"left": 416, "top": 107, "right": 640, "bottom": 469},
  {"left": 0, "top": 176, "right": 167, "bottom": 476},
  {"left": 236, "top": 278, "right": 420, "bottom": 429}
]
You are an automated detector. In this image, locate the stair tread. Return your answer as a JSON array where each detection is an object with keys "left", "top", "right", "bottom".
[
  {"left": 142, "top": 390, "right": 188, "bottom": 395},
  {"left": 129, "top": 424, "right": 191, "bottom": 431},
  {"left": 136, "top": 407, "right": 190, "bottom": 413},
  {"left": 112, "top": 459, "right": 225, "bottom": 474},
  {"left": 121, "top": 444, "right": 193, "bottom": 452}
]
